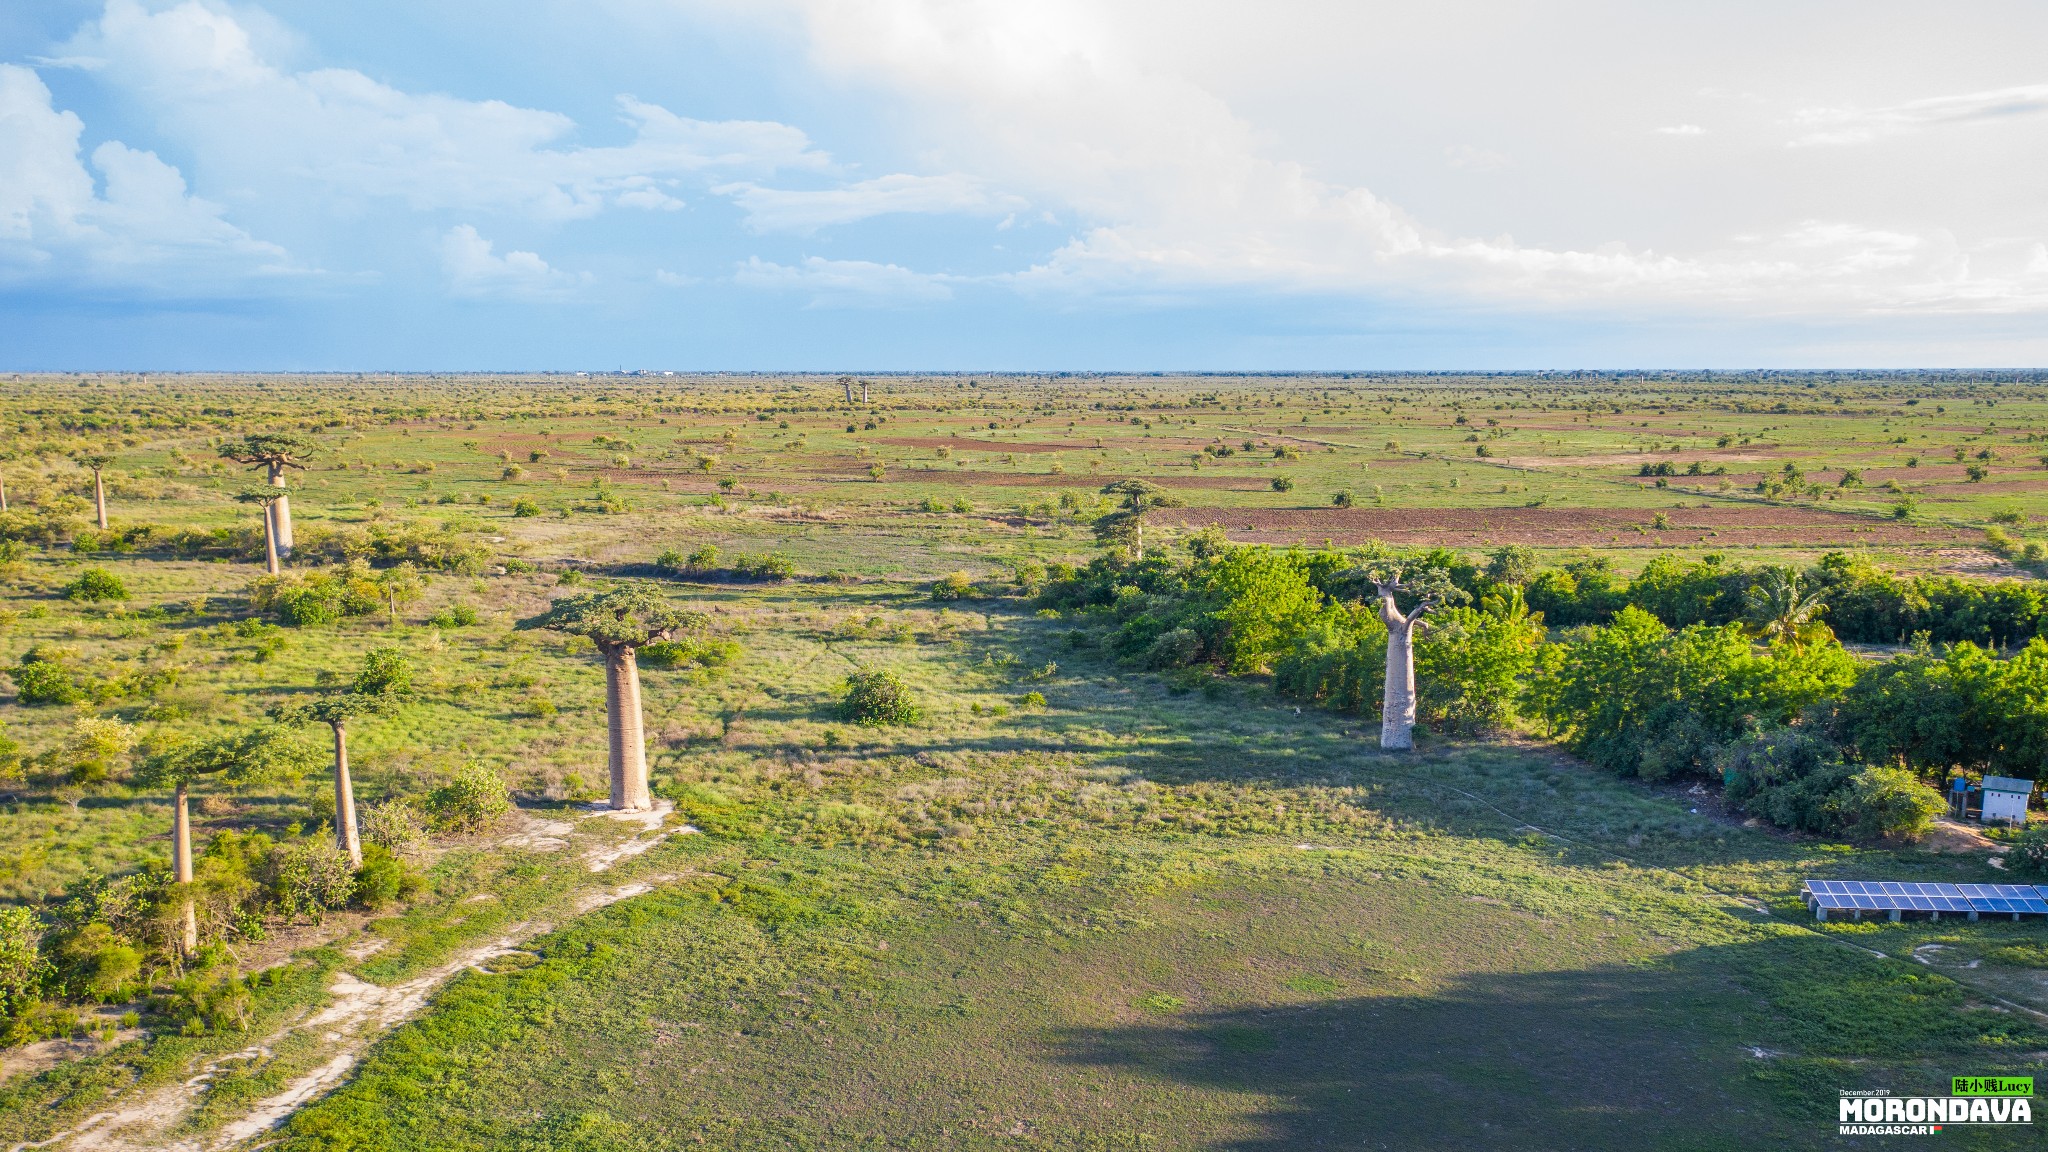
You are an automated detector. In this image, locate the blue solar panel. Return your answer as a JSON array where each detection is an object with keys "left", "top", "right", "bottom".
[{"left": 1802, "top": 880, "right": 2008, "bottom": 915}]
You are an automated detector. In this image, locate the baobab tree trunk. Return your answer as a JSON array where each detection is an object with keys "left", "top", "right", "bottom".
[
  {"left": 843, "top": 378, "right": 854, "bottom": 404},
  {"left": 268, "top": 464, "right": 294, "bottom": 557},
  {"left": 1, "top": 471, "right": 9, "bottom": 512},
  {"left": 1379, "top": 594, "right": 1421, "bottom": 751},
  {"left": 861, "top": 381, "right": 869, "bottom": 403},
  {"left": 173, "top": 781, "right": 197, "bottom": 954},
  {"left": 602, "top": 643, "right": 653, "bottom": 810},
  {"left": 331, "top": 722, "right": 361, "bottom": 866},
  {"left": 93, "top": 470, "right": 108, "bottom": 530},
  {"left": 262, "top": 503, "right": 281, "bottom": 575}
]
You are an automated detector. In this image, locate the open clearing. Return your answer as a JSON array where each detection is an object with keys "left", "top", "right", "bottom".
[{"left": 0, "top": 372, "right": 2044, "bottom": 1150}]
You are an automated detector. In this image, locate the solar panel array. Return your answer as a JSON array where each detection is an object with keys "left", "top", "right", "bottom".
[{"left": 1802, "top": 880, "right": 2048, "bottom": 916}]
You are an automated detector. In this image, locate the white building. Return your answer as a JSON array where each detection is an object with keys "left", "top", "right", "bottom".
[{"left": 1980, "top": 776, "right": 2034, "bottom": 826}]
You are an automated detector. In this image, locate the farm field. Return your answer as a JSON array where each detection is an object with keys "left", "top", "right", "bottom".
[{"left": 0, "top": 371, "right": 2044, "bottom": 1150}]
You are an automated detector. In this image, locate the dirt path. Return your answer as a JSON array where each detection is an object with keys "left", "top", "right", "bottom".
[{"left": 10, "top": 810, "right": 690, "bottom": 1152}]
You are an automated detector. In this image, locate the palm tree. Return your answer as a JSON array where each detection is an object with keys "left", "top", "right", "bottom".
[
  {"left": 221, "top": 434, "right": 316, "bottom": 558},
  {"left": 134, "top": 726, "right": 316, "bottom": 954},
  {"left": 518, "top": 586, "right": 701, "bottom": 810},
  {"left": 75, "top": 454, "right": 113, "bottom": 531},
  {"left": 1095, "top": 479, "right": 1184, "bottom": 562},
  {"left": 1745, "top": 568, "right": 1831, "bottom": 652},
  {"left": 236, "top": 488, "right": 289, "bottom": 574},
  {"left": 278, "top": 647, "right": 412, "bottom": 866}
]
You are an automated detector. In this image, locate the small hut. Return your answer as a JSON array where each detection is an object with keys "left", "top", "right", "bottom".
[{"left": 1979, "top": 776, "right": 2034, "bottom": 826}]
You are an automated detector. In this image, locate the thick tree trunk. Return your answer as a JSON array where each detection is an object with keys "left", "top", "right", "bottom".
[
  {"left": 2, "top": 472, "right": 9, "bottom": 512},
  {"left": 93, "top": 470, "right": 108, "bottom": 530},
  {"left": 174, "top": 781, "right": 197, "bottom": 954},
  {"left": 1134, "top": 519, "right": 1144, "bottom": 563},
  {"left": 262, "top": 503, "right": 281, "bottom": 575},
  {"left": 1379, "top": 598, "right": 1419, "bottom": 751},
  {"left": 331, "top": 723, "right": 361, "bottom": 866},
  {"left": 861, "top": 381, "right": 869, "bottom": 403},
  {"left": 603, "top": 644, "right": 653, "bottom": 810},
  {"left": 269, "top": 465, "right": 294, "bottom": 557},
  {"left": 843, "top": 379, "right": 854, "bottom": 403}
]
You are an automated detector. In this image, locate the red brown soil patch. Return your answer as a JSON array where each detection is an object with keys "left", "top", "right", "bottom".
[{"left": 1153, "top": 503, "right": 1978, "bottom": 549}]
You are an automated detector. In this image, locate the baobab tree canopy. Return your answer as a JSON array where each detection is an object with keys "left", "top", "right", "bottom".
[
  {"left": 221, "top": 433, "right": 317, "bottom": 475},
  {"left": 517, "top": 585, "right": 700, "bottom": 648},
  {"left": 135, "top": 724, "right": 320, "bottom": 789}
]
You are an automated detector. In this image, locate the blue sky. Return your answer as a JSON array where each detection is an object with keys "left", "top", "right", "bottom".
[{"left": 4, "top": 1, "right": 2047, "bottom": 370}]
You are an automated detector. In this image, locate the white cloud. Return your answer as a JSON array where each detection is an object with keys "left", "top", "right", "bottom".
[
  {"left": 1443, "top": 144, "right": 1510, "bottom": 170},
  {"left": 1654, "top": 124, "right": 1705, "bottom": 136},
  {"left": 735, "top": 255, "right": 953, "bottom": 305},
  {"left": 439, "top": 224, "right": 583, "bottom": 298},
  {"left": 0, "top": 62, "right": 286, "bottom": 288},
  {"left": 60, "top": 0, "right": 828, "bottom": 220},
  {"left": 724, "top": 0, "right": 2048, "bottom": 315},
  {"left": 1792, "top": 84, "right": 2048, "bottom": 146},
  {"left": 714, "top": 172, "right": 1023, "bottom": 232}
]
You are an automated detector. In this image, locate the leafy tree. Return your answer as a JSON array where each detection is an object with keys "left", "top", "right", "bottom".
[
  {"left": 1094, "top": 480, "right": 1183, "bottom": 562},
  {"left": 518, "top": 586, "right": 700, "bottom": 810},
  {"left": 134, "top": 726, "right": 318, "bottom": 952},
  {"left": 372, "top": 562, "right": 426, "bottom": 625},
  {"left": 220, "top": 434, "right": 315, "bottom": 557},
  {"left": 1203, "top": 546, "right": 1325, "bottom": 674}
]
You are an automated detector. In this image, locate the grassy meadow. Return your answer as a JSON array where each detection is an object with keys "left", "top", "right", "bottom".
[{"left": 0, "top": 371, "right": 2044, "bottom": 1150}]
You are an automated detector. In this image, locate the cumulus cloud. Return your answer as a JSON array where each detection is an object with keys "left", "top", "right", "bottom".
[
  {"left": 1792, "top": 84, "right": 2048, "bottom": 146},
  {"left": 715, "top": 172, "right": 1023, "bottom": 232},
  {"left": 59, "top": 0, "right": 828, "bottom": 220},
  {"left": 440, "top": 225, "right": 584, "bottom": 298},
  {"left": 735, "top": 0, "right": 2048, "bottom": 314},
  {"left": 735, "top": 255, "right": 953, "bottom": 305},
  {"left": 0, "top": 62, "right": 287, "bottom": 288}
]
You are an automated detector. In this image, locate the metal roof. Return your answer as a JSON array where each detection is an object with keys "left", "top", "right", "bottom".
[{"left": 1981, "top": 776, "right": 2034, "bottom": 795}]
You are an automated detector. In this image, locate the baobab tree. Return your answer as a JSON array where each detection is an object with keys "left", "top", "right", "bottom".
[
  {"left": 236, "top": 488, "right": 289, "bottom": 574},
  {"left": 374, "top": 561, "right": 425, "bottom": 625},
  {"left": 278, "top": 647, "right": 411, "bottom": 867},
  {"left": 518, "top": 586, "right": 700, "bottom": 811},
  {"left": 1094, "top": 479, "right": 1184, "bottom": 562},
  {"left": 75, "top": 453, "right": 112, "bottom": 531},
  {"left": 221, "top": 434, "right": 315, "bottom": 558},
  {"left": 135, "top": 726, "right": 316, "bottom": 954},
  {"left": 1357, "top": 561, "right": 1466, "bottom": 751}
]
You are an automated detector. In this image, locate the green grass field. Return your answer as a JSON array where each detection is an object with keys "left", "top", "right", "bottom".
[{"left": 0, "top": 371, "right": 2045, "bottom": 1150}]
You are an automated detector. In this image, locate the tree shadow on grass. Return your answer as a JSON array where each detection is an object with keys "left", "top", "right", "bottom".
[{"left": 1045, "top": 938, "right": 2045, "bottom": 1152}]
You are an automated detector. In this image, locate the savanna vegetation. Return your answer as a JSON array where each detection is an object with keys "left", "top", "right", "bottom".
[{"left": 0, "top": 370, "right": 2043, "bottom": 1150}]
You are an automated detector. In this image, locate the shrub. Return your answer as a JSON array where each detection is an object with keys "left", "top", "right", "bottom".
[
  {"left": 426, "top": 761, "right": 511, "bottom": 833},
  {"left": 353, "top": 844, "right": 422, "bottom": 911},
  {"left": 1018, "top": 690, "right": 1047, "bottom": 708},
  {"left": 1836, "top": 766, "right": 1945, "bottom": 842},
  {"left": 358, "top": 798, "right": 430, "bottom": 859},
  {"left": 2006, "top": 827, "right": 2048, "bottom": 876},
  {"left": 352, "top": 646, "right": 414, "bottom": 695},
  {"left": 1271, "top": 476, "right": 1294, "bottom": 492},
  {"left": 1331, "top": 491, "right": 1354, "bottom": 508},
  {"left": 63, "top": 567, "right": 127, "bottom": 602},
  {"left": 1143, "top": 627, "right": 1204, "bottom": 670},
  {"left": 638, "top": 638, "right": 740, "bottom": 670},
  {"left": 264, "top": 840, "right": 358, "bottom": 922},
  {"left": 12, "top": 655, "right": 85, "bottom": 706},
  {"left": 930, "top": 571, "right": 976, "bottom": 601},
  {"left": 839, "top": 668, "right": 923, "bottom": 726},
  {"left": 427, "top": 604, "right": 480, "bottom": 628},
  {"left": 510, "top": 498, "right": 541, "bottom": 517}
]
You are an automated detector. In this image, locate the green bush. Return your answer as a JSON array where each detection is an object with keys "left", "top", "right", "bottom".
[
  {"left": 1836, "top": 766, "right": 1945, "bottom": 842},
  {"left": 510, "top": 498, "right": 541, "bottom": 517},
  {"left": 62, "top": 567, "right": 127, "bottom": 602},
  {"left": 427, "top": 604, "right": 480, "bottom": 628},
  {"left": 839, "top": 668, "right": 923, "bottom": 726},
  {"left": 930, "top": 571, "right": 976, "bottom": 601},
  {"left": 2005, "top": 827, "right": 2048, "bottom": 876},
  {"left": 11, "top": 655, "right": 85, "bottom": 706},
  {"left": 353, "top": 844, "right": 422, "bottom": 911},
  {"left": 264, "top": 839, "right": 358, "bottom": 922},
  {"left": 638, "top": 637, "right": 740, "bottom": 670},
  {"left": 426, "top": 761, "right": 512, "bottom": 832}
]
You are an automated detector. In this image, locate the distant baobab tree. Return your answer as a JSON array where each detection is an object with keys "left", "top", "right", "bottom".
[
  {"left": 75, "top": 453, "right": 113, "bottom": 530},
  {"left": 221, "top": 433, "right": 315, "bottom": 557}
]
